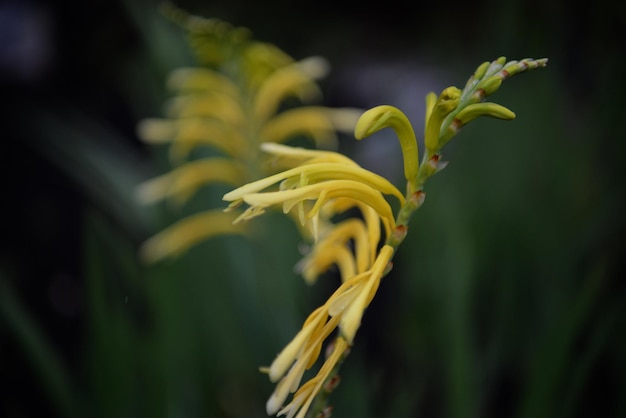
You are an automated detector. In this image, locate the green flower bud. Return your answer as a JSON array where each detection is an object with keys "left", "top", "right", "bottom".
[
  {"left": 501, "top": 58, "right": 548, "bottom": 79},
  {"left": 473, "top": 61, "right": 490, "bottom": 81},
  {"left": 455, "top": 102, "right": 516, "bottom": 125},
  {"left": 424, "top": 86, "right": 461, "bottom": 153},
  {"left": 477, "top": 75, "right": 503, "bottom": 96}
]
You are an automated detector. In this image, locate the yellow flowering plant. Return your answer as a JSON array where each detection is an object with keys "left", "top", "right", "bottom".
[
  {"left": 223, "top": 56, "right": 547, "bottom": 417},
  {"left": 136, "top": 7, "right": 547, "bottom": 418}
]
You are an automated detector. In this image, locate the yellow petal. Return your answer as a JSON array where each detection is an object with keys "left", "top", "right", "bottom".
[
  {"left": 236, "top": 180, "right": 395, "bottom": 237},
  {"left": 260, "top": 142, "right": 359, "bottom": 168},
  {"left": 137, "top": 118, "right": 177, "bottom": 144},
  {"left": 300, "top": 218, "right": 371, "bottom": 282},
  {"left": 327, "top": 279, "right": 366, "bottom": 317},
  {"left": 297, "top": 244, "right": 356, "bottom": 284},
  {"left": 340, "top": 245, "right": 393, "bottom": 343},
  {"left": 167, "top": 67, "right": 240, "bottom": 98},
  {"left": 137, "top": 158, "right": 246, "bottom": 205},
  {"left": 165, "top": 92, "right": 244, "bottom": 125},
  {"left": 139, "top": 210, "right": 246, "bottom": 263},
  {"left": 291, "top": 337, "right": 348, "bottom": 418},
  {"left": 168, "top": 119, "right": 249, "bottom": 163},
  {"left": 269, "top": 307, "right": 326, "bottom": 382},
  {"left": 260, "top": 106, "right": 337, "bottom": 147},
  {"left": 224, "top": 162, "right": 404, "bottom": 204},
  {"left": 260, "top": 106, "right": 363, "bottom": 149},
  {"left": 252, "top": 60, "right": 325, "bottom": 123}
]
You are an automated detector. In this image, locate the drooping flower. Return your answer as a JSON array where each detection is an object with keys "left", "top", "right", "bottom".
[
  {"left": 222, "top": 140, "right": 401, "bottom": 416},
  {"left": 261, "top": 245, "right": 394, "bottom": 418}
]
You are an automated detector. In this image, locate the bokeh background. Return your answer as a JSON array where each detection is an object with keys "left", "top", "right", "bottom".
[{"left": 1, "top": 0, "right": 625, "bottom": 417}]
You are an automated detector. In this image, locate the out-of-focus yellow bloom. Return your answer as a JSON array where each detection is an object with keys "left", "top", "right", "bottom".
[
  {"left": 139, "top": 210, "right": 246, "bottom": 263},
  {"left": 137, "top": 158, "right": 246, "bottom": 206},
  {"left": 137, "top": 10, "right": 361, "bottom": 263}
]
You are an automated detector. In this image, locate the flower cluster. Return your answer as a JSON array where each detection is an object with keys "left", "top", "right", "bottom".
[
  {"left": 224, "top": 56, "right": 547, "bottom": 417},
  {"left": 136, "top": 6, "right": 361, "bottom": 262},
  {"left": 224, "top": 143, "right": 399, "bottom": 417}
]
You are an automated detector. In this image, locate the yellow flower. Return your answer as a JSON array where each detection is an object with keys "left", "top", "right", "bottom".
[
  {"left": 221, "top": 141, "right": 399, "bottom": 417},
  {"left": 223, "top": 144, "right": 403, "bottom": 239},
  {"left": 272, "top": 337, "right": 347, "bottom": 418},
  {"left": 263, "top": 246, "right": 394, "bottom": 418}
]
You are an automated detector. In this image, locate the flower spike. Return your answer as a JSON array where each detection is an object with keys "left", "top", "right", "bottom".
[
  {"left": 139, "top": 18, "right": 549, "bottom": 417},
  {"left": 229, "top": 57, "right": 546, "bottom": 417}
]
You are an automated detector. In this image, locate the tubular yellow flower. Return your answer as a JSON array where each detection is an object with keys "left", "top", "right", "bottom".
[
  {"left": 296, "top": 218, "right": 372, "bottom": 283},
  {"left": 355, "top": 105, "right": 419, "bottom": 186},
  {"left": 226, "top": 179, "right": 396, "bottom": 238},
  {"left": 224, "top": 162, "right": 404, "bottom": 204},
  {"left": 259, "top": 107, "right": 362, "bottom": 148},
  {"left": 275, "top": 337, "right": 348, "bottom": 418},
  {"left": 223, "top": 146, "right": 403, "bottom": 243},
  {"left": 263, "top": 244, "right": 393, "bottom": 416},
  {"left": 252, "top": 58, "right": 326, "bottom": 123},
  {"left": 288, "top": 198, "right": 382, "bottom": 276},
  {"left": 265, "top": 311, "right": 343, "bottom": 415},
  {"left": 267, "top": 306, "right": 328, "bottom": 383},
  {"left": 296, "top": 243, "right": 356, "bottom": 284},
  {"left": 260, "top": 142, "right": 360, "bottom": 169},
  {"left": 339, "top": 244, "right": 394, "bottom": 343}
]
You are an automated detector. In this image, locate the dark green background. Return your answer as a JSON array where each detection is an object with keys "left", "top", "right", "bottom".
[{"left": 1, "top": 0, "right": 624, "bottom": 417}]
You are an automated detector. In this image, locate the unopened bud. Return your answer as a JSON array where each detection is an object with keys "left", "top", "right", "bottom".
[
  {"left": 476, "top": 76, "right": 503, "bottom": 97},
  {"left": 424, "top": 87, "right": 461, "bottom": 153},
  {"left": 501, "top": 57, "right": 548, "bottom": 79},
  {"left": 473, "top": 61, "right": 490, "bottom": 80},
  {"left": 455, "top": 102, "right": 516, "bottom": 125}
]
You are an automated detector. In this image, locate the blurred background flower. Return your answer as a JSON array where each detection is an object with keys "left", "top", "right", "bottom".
[{"left": 1, "top": 0, "right": 624, "bottom": 418}]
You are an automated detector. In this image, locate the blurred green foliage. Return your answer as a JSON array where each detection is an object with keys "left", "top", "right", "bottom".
[{"left": 1, "top": 0, "right": 624, "bottom": 418}]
